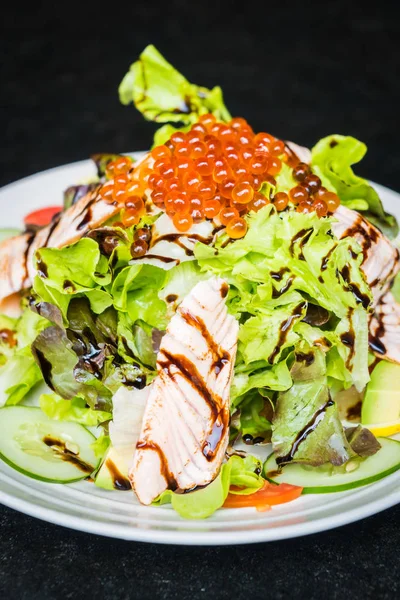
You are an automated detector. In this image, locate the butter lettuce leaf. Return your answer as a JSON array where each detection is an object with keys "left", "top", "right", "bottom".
[
  {"left": 112, "top": 263, "right": 168, "bottom": 329},
  {"left": 119, "top": 45, "right": 231, "bottom": 145},
  {"left": 0, "top": 310, "right": 48, "bottom": 407},
  {"left": 39, "top": 392, "right": 111, "bottom": 426},
  {"left": 34, "top": 238, "right": 113, "bottom": 318},
  {"left": 311, "top": 135, "right": 398, "bottom": 238},
  {"left": 153, "top": 455, "right": 263, "bottom": 519}
]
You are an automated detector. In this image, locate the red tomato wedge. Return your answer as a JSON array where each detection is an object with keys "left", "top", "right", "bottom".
[
  {"left": 24, "top": 206, "right": 62, "bottom": 227},
  {"left": 223, "top": 481, "right": 303, "bottom": 510}
]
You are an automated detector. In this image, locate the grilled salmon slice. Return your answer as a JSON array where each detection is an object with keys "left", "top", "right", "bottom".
[
  {"left": 369, "top": 291, "right": 400, "bottom": 364},
  {"left": 332, "top": 204, "right": 400, "bottom": 305},
  {"left": 130, "top": 277, "right": 239, "bottom": 505},
  {"left": 0, "top": 154, "right": 156, "bottom": 306}
]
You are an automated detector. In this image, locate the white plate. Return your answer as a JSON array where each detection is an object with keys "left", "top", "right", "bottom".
[{"left": 1, "top": 157, "right": 399, "bottom": 545}]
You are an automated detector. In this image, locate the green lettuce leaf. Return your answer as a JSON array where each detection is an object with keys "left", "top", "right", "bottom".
[
  {"left": 238, "top": 301, "right": 306, "bottom": 365},
  {"left": 231, "top": 392, "right": 273, "bottom": 441},
  {"left": 153, "top": 455, "right": 263, "bottom": 519},
  {"left": 311, "top": 135, "right": 398, "bottom": 238},
  {"left": 231, "top": 358, "right": 292, "bottom": 402},
  {"left": 34, "top": 238, "right": 112, "bottom": 318},
  {"left": 119, "top": 45, "right": 231, "bottom": 145},
  {"left": 0, "top": 347, "right": 42, "bottom": 407},
  {"left": 39, "top": 393, "right": 111, "bottom": 426},
  {"left": 91, "top": 433, "right": 111, "bottom": 460},
  {"left": 112, "top": 263, "right": 168, "bottom": 329},
  {"left": 0, "top": 309, "right": 48, "bottom": 407}
]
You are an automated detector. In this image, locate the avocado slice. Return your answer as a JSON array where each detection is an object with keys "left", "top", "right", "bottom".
[
  {"left": 362, "top": 361, "right": 400, "bottom": 424},
  {"left": 95, "top": 446, "right": 132, "bottom": 491}
]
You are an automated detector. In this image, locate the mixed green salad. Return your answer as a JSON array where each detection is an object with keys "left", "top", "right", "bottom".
[{"left": 0, "top": 45, "right": 400, "bottom": 519}]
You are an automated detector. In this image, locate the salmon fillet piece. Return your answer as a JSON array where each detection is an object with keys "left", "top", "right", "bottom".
[{"left": 130, "top": 277, "right": 238, "bottom": 505}]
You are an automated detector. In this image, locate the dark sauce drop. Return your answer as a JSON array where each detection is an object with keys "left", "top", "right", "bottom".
[
  {"left": 0, "top": 328, "right": 17, "bottom": 347},
  {"left": 63, "top": 279, "right": 75, "bottom": 291},
  {"left": 369, "top": 334, "right": 386, "bottom": 355},
  {"left": 339, "top": 265, "right": 371, "bottom": 309},
  {"left": 105, "top": 458, "right": 131, "bottom": 490},
  {"left": 202, "top": 418, "right": 225, "bottom": 460},
  {"left": 289, "top": 228, "right": 313, "bottom": 260},
  {"left": 369, "top": 312, "right": 387, "bottom": 356},
  {"left": 320, "top": 245, "right": 337, "bottom": 272},
  {"left": 131, "top": 254, "right": 177, "bottom": 264},
  {"left": 42, "top": 436, "right": 94, "bottom": 474},
  {"left": 220, "top": 282, "right": 229, "bottom": 298},
  {"left": 276, "top": 399, "right": 334, "bottom": 465},
  {"left": 295, "top": 351, "right": 315, "bottom": 366},
  {"left": 346, "top": 400, "right": 362, "bottom": 421},
  {"left": 270, "top": 267, "right": 290, "bottom": 281},
  {"left": 272, "top": 276, "right": 294, "bottom": 298},
  {"left": 268, "top": 302, "right": 306, "bottom": 364},
  {"left": 33, "top": 349, "right": 53, "bottom": 387},
  {"left": 302, "top": 304, "right": 330, "bottom": 327},
  {"left": 340, "top": 308, "right": 356, "bottom": 369},
  {"left": 36, "top": 257, "right": 48, "bottom": 278}
]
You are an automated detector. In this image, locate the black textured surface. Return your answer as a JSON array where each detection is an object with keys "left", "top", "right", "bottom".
[{"left": 1, "top": 2, "right": 399, "bottom": 598}]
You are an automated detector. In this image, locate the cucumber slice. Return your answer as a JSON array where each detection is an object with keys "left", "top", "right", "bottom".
[
  {"left": 0, "top": 406, "right": 100, "bottom": 483},
  {"left": 263, "top": 437, "right": 400, "bottom": 493},
  {"left": 0, "top": 228, "right": 21, "bottom": 243}
]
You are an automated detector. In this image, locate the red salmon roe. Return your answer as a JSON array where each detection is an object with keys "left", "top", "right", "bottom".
[
  {"left": 99, "top": 180, "right": 115, "bottom": 202},
  {"left": 316, "top": 189, "right": 340, "bottom": 212},
  {"left": 151, "top": 145, "right": 171, "bottom": 160},
  {"left": 122, "top": 208, "right": 141, "bottom": 227},
  {"left": 249, "top": 192, "right": 270, "bottom": 212},
  {"left": 293, "top": 162, "right": 310, "bottom": 182},
  {"left": 220, "top": 206, "right": 240, "bottom": 225},
  {"left": 289, "top": 186, "right": 309, "bottom": 205},
  {"left": 273, "top": 192, "right": 289, "bottom": 211},
  {"left": 204, "top": 199, "right": 222, "bottom": 218},
  {"left": 130, "top": 239, "right": 148, "bottom": 258},
  {"left": 106, "top": 156, "right": 132, "bottom": 179},
  {"left": 313, "top": 199, "right": 328, "bottom": 217},
  {"left": 232, "top": 181, "right": 254, "bottom": 204},
  {"left": 173, "top": 213, "right": 193, "bottom": 232},
  {"left": 226, "top": 217, "right": 248, "bottom": 239}
]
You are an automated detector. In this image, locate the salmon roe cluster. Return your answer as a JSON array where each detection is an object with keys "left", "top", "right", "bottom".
[
  {"left": 97, "top": 155, "right": 148, "bottom": 229},
  {"left": 98, "top": 116, "right": 341, "bottom": 242},
  {"left": 146, "top": 114, "right": 289, "bottom": 238}
]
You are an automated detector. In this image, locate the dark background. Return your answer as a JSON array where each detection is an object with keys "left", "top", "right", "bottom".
[{"left": 0, "top": 2, "right": 399, "bottom": 598}]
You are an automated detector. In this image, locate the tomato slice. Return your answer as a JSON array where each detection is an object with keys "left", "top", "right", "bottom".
[
  {"left": 223, "top": 481, "right": 303, "bottom": 510},
  {"left": 24, "top": 206, "right": 62, "bottom": 227}
]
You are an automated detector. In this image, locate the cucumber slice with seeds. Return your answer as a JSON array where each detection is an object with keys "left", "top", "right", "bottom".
[
  {"left": 0, "top": 406, "right": 100, "bottom": 483},
  {"left": 263, "top": 437, "right": 400, "bottom": 493}
]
